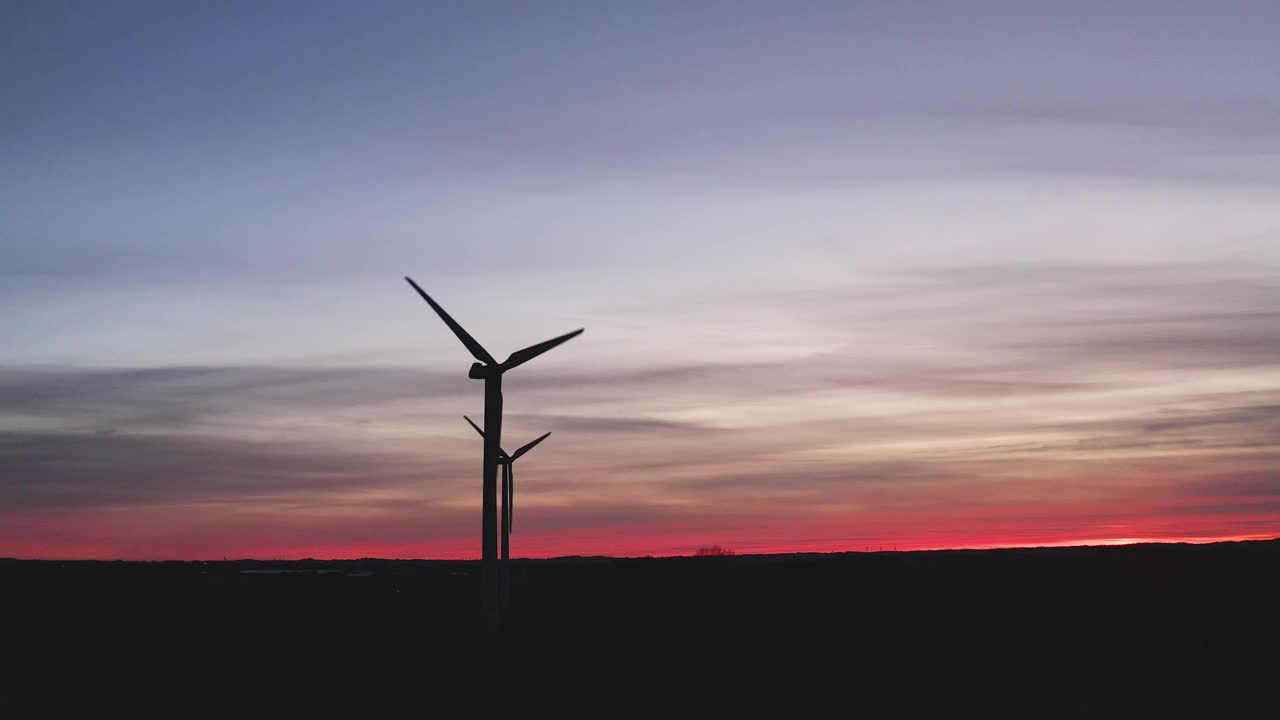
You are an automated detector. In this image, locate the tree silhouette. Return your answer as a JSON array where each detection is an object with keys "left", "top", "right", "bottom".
[{"left": 694, "top": 545, "right": 736, "bottom": 557}]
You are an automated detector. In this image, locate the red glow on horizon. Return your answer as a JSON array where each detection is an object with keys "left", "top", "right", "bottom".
[
  {"left": 6, "top": 531, "right": 1277, "bottom": 562},
  {"left": 6, "top": 497, "right": 1277, "bottom": 561}
]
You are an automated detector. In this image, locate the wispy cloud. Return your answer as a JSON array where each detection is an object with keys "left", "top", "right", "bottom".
[
  {"left": 4, "top": 262, "right": 1277, "bottom": 557},
  {"left": 10, "top": 251, "right": 1280, "bottom": 556}
]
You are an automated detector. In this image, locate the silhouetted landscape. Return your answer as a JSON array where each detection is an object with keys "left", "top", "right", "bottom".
[{"left": 8, "top": 540, "right": 1278, "bottom": 717}]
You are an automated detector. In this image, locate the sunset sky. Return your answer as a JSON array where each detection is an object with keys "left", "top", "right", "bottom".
[{"left": 4, "top": 2, "right": 1278, "bottom": 559}]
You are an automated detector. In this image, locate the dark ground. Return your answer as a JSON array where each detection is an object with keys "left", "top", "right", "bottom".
[{"left": 4, "top": 539, "right": 1278, "bottom": 718}]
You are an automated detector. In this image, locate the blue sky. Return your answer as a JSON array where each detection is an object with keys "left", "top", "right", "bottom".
[{"left": 3, "top": 2, "right": 1278, "bottom": 557}]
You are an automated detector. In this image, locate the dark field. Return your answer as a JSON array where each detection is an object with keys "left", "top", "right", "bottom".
[{"left": 5, "top": 540, "right": 1278, "bottom": 718}]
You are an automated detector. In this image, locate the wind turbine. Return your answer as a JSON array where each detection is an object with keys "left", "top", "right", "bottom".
[
  {"left": 405, "top": 276, "right": 581, "bottom": 620},
  {"left": 464, "top": 415, "right": 550, "bottom": 562}
]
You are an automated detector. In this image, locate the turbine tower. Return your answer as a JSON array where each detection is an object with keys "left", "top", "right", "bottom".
[
  {"left": 464, "top": 415, "right": 550, "bottom": 561},
  {"left": 405, "top": 276, "right": 581, "bottom": 621}
]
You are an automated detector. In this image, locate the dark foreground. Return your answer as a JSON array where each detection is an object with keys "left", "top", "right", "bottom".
[{"left": 5, "top": 540, "right": 1279, "bottom": 718}]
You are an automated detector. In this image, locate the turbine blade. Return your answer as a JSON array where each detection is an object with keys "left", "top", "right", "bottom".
[
  {"left": 404, "top": 277, "right": 497, "bottom": 366},
  {"left": 508, "top": 464, "right": 514, "bottom": 534},
  {"left": 467, "top": 415, "right": 512, "bottom": 460},
  {"left": 502, "top": 328, "right": 583, "bottom": 372},
  {"left": 511, "top": 432, "right": 551, "bottom": 461}
]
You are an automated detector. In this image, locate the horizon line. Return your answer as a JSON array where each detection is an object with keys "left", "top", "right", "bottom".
[{"left": 6, "top": 534, "right": 1277, "bottom": 563}]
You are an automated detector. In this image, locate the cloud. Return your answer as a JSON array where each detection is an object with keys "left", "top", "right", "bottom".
[
  {"left": 793, "top": 262, "right": 1280, "bottom": 375},
  {"left": 0, "top": 429, "right": 466, "bottom": 511},
  {"left": 0, "top": 365, "right": 467, "bottom": 426},
  {"left": 500, "top": 413, "right": 716, "bottom": 440},
  {"left": 1180, "top": 471, "right": 1280, "bottom": 500},
  {"left": 428, "top": 92, "right": 1280, "bottom": 189}
]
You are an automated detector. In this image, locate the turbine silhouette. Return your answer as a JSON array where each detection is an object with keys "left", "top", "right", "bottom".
[
  {"left": 405, "top": 276, "right": 581, "bottom": 620},
  {"left": 465, "top": 415, "right": 550, "bottom": 561}
]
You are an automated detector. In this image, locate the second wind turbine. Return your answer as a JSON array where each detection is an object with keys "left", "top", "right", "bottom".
[
  {"left": 405, "top": 276, "right": 582, "bottom": 617},
  {"left": 465, "top": 415, "right": 550, "bottom": 561}
]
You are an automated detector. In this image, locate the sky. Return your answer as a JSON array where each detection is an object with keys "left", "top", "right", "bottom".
[{"left": 3, "top": 1, "right": 1278, "bottom": 559}]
